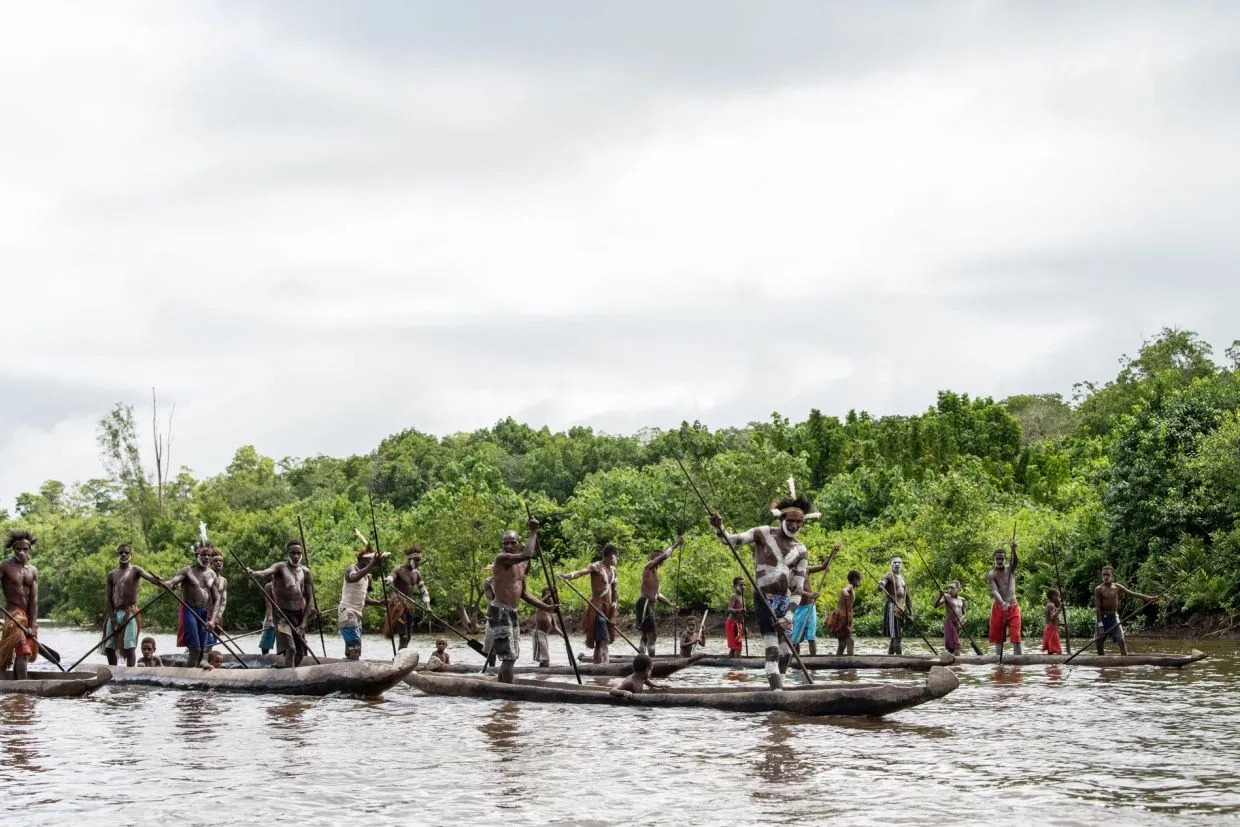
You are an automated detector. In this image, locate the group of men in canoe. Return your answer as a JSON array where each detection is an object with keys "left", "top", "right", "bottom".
[{"left": 0, "top": 496, "right": 1165, "bottom": 680}]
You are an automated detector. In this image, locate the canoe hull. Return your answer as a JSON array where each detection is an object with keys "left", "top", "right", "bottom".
[
  {"left": 0, "top": 666, "right": 112, "bottom": 698},
  {"left": 608, "top": 653, "right": 952, "bottom": 671},
  {"left": 408, "top": 665, "right": 960, "bottom": 717},
  {"left": 430, "top": 656, "right": 700, "bottom": 678},
  {"left": 112, "top": 650, "right": 419, "bottom": 696},
  {"left": 951, "top": 649, "right": 1207, "bottom": 667}
]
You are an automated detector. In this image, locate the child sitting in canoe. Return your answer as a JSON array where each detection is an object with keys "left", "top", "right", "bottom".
[
  {"left": 136, "top": 636, "right": 162, "bottom": 667},
  {"left": 201, "top": 650, "right": 224, "bottom": 671},
  {"left": 427, "top": 637, "right": 450, "bottom": 671},
  {"left": 609, "top": 654, "right": 669, "bottom": 699}
]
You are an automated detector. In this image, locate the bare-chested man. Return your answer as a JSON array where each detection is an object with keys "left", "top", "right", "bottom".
[
  {"left": 725, "top": 577, "right": 746, "bottom": 657},
  {"left": 247, "top": 540, "right": 315, "bottom": 668},
  {"left": 165, "top": 542, "right": 219, "bottom": 668},
  {"left": 709, "top": 494, "right": 815, "bottom": 690},
  {"left": 827, "top": 570, "right": 862, "bottom": 655},
  {"left": 987, "top": 541, "right": 1021, "bottom": 657},
  {"left": 491, "top": 520, "right": 557, "bottom": 683},
  {"left": 103, "top": 543, "right": 165, "bottom": 666},
  {"left": 559, "top": 544, "right": 620, "bottom": 664},
  {"left": 634, "top": 536, "right": 684, "bottom": 656},
  {"left": 1094, "top": 565, "right": 1156, "bottom": 656},
  {"left": 0, "top": 531, "right": 40, "bottom": 680},
  {"left": 386, "top": 544, "right": 430, "bottom": 650},
  {"left": 792, "top": 544, "right": 841, "bottom": 655},
  {"left": 878, "top": 556, "right": 914, "bottom": 655}
]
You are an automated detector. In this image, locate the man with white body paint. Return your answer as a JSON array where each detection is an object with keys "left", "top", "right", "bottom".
[{"left": 708, "top": 492, "right": 816, "bottom": 690}]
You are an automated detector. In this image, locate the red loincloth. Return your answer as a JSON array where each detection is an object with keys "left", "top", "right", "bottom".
[
  {"left": 0, "top": 608, "right": 38, "bottom": 665},
  {"left": 725, "top": 617, "right": 745, "bottom": 649},
  {"left": 988, "top": 601, "right": 1022, "bottom": 644},
  {"left": 1042, "top": 623, "right": 1062, "bottom": 654}
]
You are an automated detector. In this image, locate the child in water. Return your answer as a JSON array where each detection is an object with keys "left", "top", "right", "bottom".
[
  {"left": 609, "top": 654, "right": 669, "bottom": 699},
  {"left": 136, "top": 636, "right": 162, "bottom": 667},
  {"left": 427, "top": 637, "right": 451, "bottom": 671}
]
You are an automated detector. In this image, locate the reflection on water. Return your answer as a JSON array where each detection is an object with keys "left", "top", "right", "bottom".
[
  {"left": 0, "top": 696, "right": 43, "bottom": 774},
  {"left": 751, "top": 719, "right": 814, "bottom": 795},
  {"left": 478, "top": 701, "right": 529, "bottom": 803},
  {"left": 6, "top": 630, "right": 1240, "bottom": 826}
]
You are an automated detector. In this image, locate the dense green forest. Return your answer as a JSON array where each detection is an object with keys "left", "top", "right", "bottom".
[{"left": 6, "top": 327, "right": 1239, "bottom": 639}]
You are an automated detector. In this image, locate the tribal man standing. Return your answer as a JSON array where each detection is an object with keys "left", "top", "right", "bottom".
[
  {"left": 385, "top": 544, "right": 430, "bottom": 650},
  {"left": 634, "top": 535, "right": 684, "bottom": 656},
  {"left": 987, "top": 541, "right": 1021, "bottom": 657},
  {"left": 247, "top": 540, "right": 316, "bottom": 668},
  {"left": 340, "top": 539, "right": 388, "bottom": 660},
  {"left": 491, "top": 520, "right": 557, "bottom": 683},
  {"left": 165, "top": 542, "right": 219, "bottom": 668},
  {"left": 103, "top": 543, "right": 165, "bottom": 666},
  {"left": 559, "top": 544, "right": 620, "bottom": 664},
  {"left": 0, "top": 531, "right": 40, "bottom": 680},
  {"left": 709, "top": 490, "right": 816, "bottom": 690}
]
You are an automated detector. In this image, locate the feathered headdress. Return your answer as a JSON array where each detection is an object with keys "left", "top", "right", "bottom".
[{"left": 770, "top": 476, "right": 820, "bottom": 521}]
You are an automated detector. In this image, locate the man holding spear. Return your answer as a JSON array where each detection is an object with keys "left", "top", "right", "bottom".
[
  {"left": 0, "top": 530, "right": 41, "bottom": 680},
  {"left": 165, "top": 542, "right": 220, "bottom": 668},
  {"left": 987, "top": 540, "right": 1022, "bottom": 657}
]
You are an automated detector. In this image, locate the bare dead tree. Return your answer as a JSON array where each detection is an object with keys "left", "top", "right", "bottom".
[{"left": 151, "top": 387, "right": 175, "bottom": 509}]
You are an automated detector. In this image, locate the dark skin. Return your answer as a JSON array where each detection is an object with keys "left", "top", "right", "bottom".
[
  {"left": 637, "top": 537, "right": 684, "bottom": 654},
  {"left": 103, "top": 545, "right": 164, "bottom": 666},
  {"left": 1, "top": 538, "right": 38, "bottom": 680},
  {"left": 1094, "top": 569, "right": 1156, "bottom": 656},
  {"left": 726, "top": 579, "right": 745, "bottom": 657},
  {"left": 389, "top": 547, "right": 429, "bottom": 650},
  {"left": 491, "top": 520, "right": 556, "bottom": 683},
  {"left": 247, "top": 545, "right": 316, "bottom": 668},
  {"left": 342, "top": 549, "right": 387, "bottom": 660},
  {"left": 610, "top": 666, "right": 668, "bottom": 698},
  {"left": 533, "top": 589, "right": 561, "bottom": 667},
  {"left": 165, "top": 548, "right": 219, "bottom": 667},
  {"left": 559, "top": 548, "right": 620, "bottom": 664}
]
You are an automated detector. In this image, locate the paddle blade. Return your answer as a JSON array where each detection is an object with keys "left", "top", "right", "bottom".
[
  {"left": 971, "top": 641, "right": 984, "bottom": 656},
  {"left": 467, "top": 639, "right": 486, "bottom": 655},
  {"left": 38, "top": 642, "right": 62, "bottom": 665}
]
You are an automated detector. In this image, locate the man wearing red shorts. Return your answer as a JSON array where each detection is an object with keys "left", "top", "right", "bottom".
[{"left": 987, "top": 541, "right": 1021, "bottom": 657}]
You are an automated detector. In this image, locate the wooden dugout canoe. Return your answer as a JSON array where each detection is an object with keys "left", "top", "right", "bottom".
[
  {"left": 0, "top": 666, "right": 112, "bottom": 698},
  {"left": 950, "top": 649, "right": 1207, "bottom": 668},
  {"left": 606, "top": 652, "right": 955, "bottom": 671},
  {"left": 431, "top": 656, "right": 701, "bottom": 678},
  {"left": 111, "top": 649, "right": 419, "bottom": 696},
  {"left": 407, "top": 664, "right": 960, "bottom": 717}
]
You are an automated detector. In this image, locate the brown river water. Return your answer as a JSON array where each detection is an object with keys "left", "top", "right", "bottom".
[{"left": 2, "top": 628, "right": 1237, "bottom": 826}]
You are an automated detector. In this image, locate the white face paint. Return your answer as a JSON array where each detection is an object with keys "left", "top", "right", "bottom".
[{"left": 891, "top": 558, "right": 902, "bottom": 573}]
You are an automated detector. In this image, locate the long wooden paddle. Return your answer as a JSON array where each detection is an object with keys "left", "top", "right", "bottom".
[
  {"left": 525, "top": 504, "right": 582, "bottom": 684},
  {"left": 908, "top": 542, "right": 984, "bottom": 656},
  {"left": 389, "top": 587, "right": 486, "bottom": 655},
  {"left": 68, "top": 589, "right": 168, "bottom": 672},
  {"left": 854, "top": 559, "right": 938, "bottom": 655},
  {"left": 296, "top": 516, "right": 329, "bottom": 659},
  {"left": 0, "top": 605, "right": 64, "bottom": 671},
  {"left": 1061, "top": 562, "right": 1206, "bottom": 667},
  {"left": 220, "top": 549, "right": 316, "bottom": 665},
  {"left": 1050, "top": 538, "right": 1072, "bottom": 655},
  {"left": 674, "top": 457, "right": 813, "bottom": 684},
  {"left": 556, "top": 576, "right": 641, "bottom": 654},
  {"left": 366, "top": 492, "right": 399, "bottom": 658}
]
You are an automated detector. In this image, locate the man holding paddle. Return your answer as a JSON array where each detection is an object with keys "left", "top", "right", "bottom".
[
  {"left": 385, "top": 544, "right": 430, "bottom": 650},
  {"left": 987, "top": 541, "right": 1022, "bottom": 657},
  {"left": 165, "top": 542, "right": 220, "bottom": 668},
  {"left": 635, "top": 535, "right": 684, "bottom": 657},
  {"left": 246, "top": 540, "right": 316, "bottom": 668},
  {"left": 492, "top": 519, "right": 557, "bottom": 683},
  {"left": 0, "top": 530, "right": 40, "bottom": 680},
  {"left": 102, "top": 543, "right": 166, "bottom": 667},
  {"left": 558, "top": 544, "right": 620, "bottom": 664},
  {"left": 708, "top": 493, "right": 815, "bottom": 690}
]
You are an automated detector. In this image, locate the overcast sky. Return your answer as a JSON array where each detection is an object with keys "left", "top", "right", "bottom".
[{"left": 3, "top": 2, "right": 1238, "bottom": 509}]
